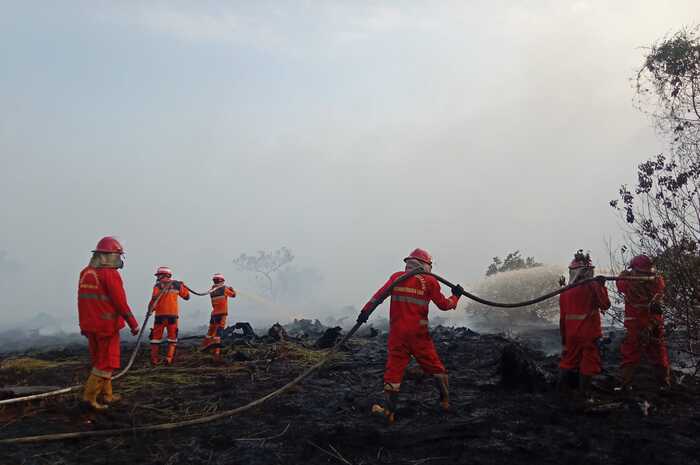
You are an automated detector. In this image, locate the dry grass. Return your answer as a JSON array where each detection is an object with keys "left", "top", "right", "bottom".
[
  {"left": 0, "top": 358, "right": 62, "bottom": 371},
  {"left": 271, "top": 342, "right": 345, "bottom": 366}
]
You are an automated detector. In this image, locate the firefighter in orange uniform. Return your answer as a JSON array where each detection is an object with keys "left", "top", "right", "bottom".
[
  {"left": 558, "top": 251, "right": 610, "bottom": 399},
  {"left": 78, "top": 236, "right": 140, "bottom": 410},
  {"left": 617, "top": 254, "right": 669, "bottom": 389},
  {"left": 149, "top": 267, "right": 190, "bottom": 365},
  {"left": 201, "top": 273, "right": 236, "bottom": 362},
  {"left": 358, "top": 249, "right": 463, "bottom": 423}
]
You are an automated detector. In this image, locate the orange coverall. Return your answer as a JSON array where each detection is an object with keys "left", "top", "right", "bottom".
[
  {"left": 149, "top": 278, "right": 190, "bottom": 364},
  {"left": 202, "top": 285, "right": 236, "bottom": 357}
]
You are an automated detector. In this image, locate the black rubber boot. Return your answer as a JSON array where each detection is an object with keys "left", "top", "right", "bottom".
[
  {"left": 383, "top": 390, "right": 399, "bottom": 424},
  {"left": 434, "top": 374, "right": 450, "bottom": 412}
]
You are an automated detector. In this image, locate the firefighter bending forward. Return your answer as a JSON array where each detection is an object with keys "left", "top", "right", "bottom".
[
  {"left": 617, "top": 254, "right": 669, "bottom": 389},
  {"left": 78, "top": 237, "right": 139, "bottom": 410},
  {"left": 149, "top": 267, "right": 190, "bottom": 365},
  {"left": 358, "top": 249, "right": 463, "bottom": 423},
  {"left": 558, "top": 251, "right": 610, "bottom": 399},
  {"left": 201, "top": 273, "right": 236, "bottom": 362}
]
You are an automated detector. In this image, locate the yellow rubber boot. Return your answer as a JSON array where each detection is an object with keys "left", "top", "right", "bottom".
[
  {"left": 83, "top": 374, "right": 108, "bottom": 411},
  {"left": 101, "top": 378, "right": 122, "bottom": 404}
]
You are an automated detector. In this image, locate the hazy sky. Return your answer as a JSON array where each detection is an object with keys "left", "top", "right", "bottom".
[{"left": 0, "top": 1, "right": 697, "bottom": 330}]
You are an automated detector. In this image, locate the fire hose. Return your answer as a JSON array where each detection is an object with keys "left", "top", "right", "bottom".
[
  {"left": 0, "top": 282, "right": 173, "bottom": 407},
  {"left": 0, "top": 284, "right": 230, "bottom": 407},
  {"left": 0, "top": 272, "right": 655, "bottom": 444}
]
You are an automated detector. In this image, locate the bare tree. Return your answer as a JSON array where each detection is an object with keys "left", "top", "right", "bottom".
[
  {"left": 610, "top": 25, "right": 700, "bottom": 365},
  {"left": 233, "top": 247, "right": 294, "bottom": 300}
]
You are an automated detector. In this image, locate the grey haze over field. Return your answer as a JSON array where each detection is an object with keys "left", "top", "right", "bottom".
[{"left": 0, "top": 1, "right": 697, "bottom": 332}]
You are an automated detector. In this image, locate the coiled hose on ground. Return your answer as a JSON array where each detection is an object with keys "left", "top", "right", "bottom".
[{"left": 0, "top": 272, "right": 653, "bottom": 443}]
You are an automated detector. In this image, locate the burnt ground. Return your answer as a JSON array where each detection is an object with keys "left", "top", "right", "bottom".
[{"left": 1, "top": 327, "right": 700, "bottom": 465}]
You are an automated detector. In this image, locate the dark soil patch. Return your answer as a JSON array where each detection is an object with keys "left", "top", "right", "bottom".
[{"left": 1, "top": 327, "right": 699, "bottom": 465}]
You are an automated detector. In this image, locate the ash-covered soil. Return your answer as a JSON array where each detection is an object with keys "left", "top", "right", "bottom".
[{"left": 1, "top": 326, "right": 699, "bottom": 465}]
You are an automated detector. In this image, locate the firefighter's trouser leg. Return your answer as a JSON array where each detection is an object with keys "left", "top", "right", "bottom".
[
  {"left": 165, "top": 318, "right": 179, "bottom": 365},
  {"left": 384, "top": 331, "right": 446, "bottom": 388},
  {"left": 383, "top": 337, "right": 412, "bottom": 390},
  {"left": 84, "top": 332, "right": 118, "bottom": 409},
  {"left": 150, "top": 320, "right": 166, "bottom": 365},
  {"left": 559, "top": 338, "right": 601, "bottom": 376},
  {"left": 87, "top": 332, "right": 121, "bottom": 375},
  {"left": 203, "top": 315, "right": 226, "bottom": 360},
  {"left": 411, "top": 332, "right": 447, "bottom": 376}
]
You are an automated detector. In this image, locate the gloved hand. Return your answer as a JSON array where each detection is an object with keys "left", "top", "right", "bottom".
[
  {"left": 451, "top": 284, "right": 464, "bottom": 297},
  {"left": 131, "top": 326, "right": 140, "bottom": 336},
  {"left": 356, "top": 311, "right": 369, "bottom": 324},
  {"left": 595, "top": 275, "right": 607, "bottom": 285}
]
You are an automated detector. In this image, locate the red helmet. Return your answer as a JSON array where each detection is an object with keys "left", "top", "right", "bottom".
[
  {"left": 155, "top": 266, "right": 173, "bottom": 277},
  {"left": 212, "top": 273, "right": 225, "bottom": 283},
  {"left": 93, "top": 236, "right": 124, "bottom": 254},
  {"left": 404, "top": 248, "right": 433, "bottom": 265},
  {"left": 630, "top": 254, "right": 654, "bottom": 273}
]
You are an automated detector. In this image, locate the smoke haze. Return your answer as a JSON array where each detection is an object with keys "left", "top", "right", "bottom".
[{"left": 0, "top": 1, "right": 697, "bottom": 334}]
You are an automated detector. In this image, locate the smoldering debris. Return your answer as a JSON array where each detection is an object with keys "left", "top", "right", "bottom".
[{"left": 1, "top": 326, "right": 699, "bottom": 465}]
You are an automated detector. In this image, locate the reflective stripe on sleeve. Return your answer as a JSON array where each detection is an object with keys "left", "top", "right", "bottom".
[
  {"left": 78, "top": 293, "right": 111, "bottom": 301},
  {"left": 393, "top": 287, "right": 425, "bottom": 296},
  {"left": 565, "top": 314, "right": 588, "bottom": 321},
  {"left": 391, "top": 295, "right": 429, "bottom": 307}
]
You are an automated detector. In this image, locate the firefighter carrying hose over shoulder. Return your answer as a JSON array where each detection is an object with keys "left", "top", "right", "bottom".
[
  {"left": 201, "top": 273, "right": 236, "bottom": 363},
  {"left": 149, "top": 267, "right": 190, "bottom": 366},
  {"left": 558, "top": 250, "right": 610, "bottom": 400},
  {"left": 617, "top": 254, "right": 669, "bottom": 390},
  {"left": 358, "top": 249, "right": 463, "bottom": 424},
  {"left": 78, "top": 236, "right": 139, "bottom": 410}
]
